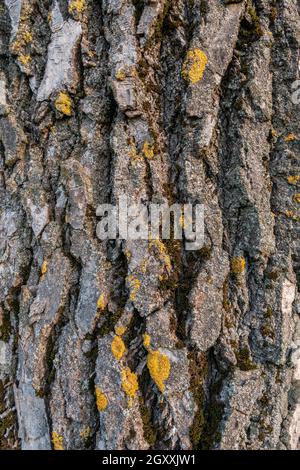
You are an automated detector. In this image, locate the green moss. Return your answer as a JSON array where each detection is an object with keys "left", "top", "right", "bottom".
[
  {"left": 238, "top": 0, "right": 263, "bottom": 45},
  {"left": 199, "top": 245, "right": 212, "bottom": 260},
  {"left": 138, "top": 396, "right": 157, "bottom": 447},
  {"left": 152, "top": 0, "right": 172, "bottom": 42},
  {"left": 159, "top": 239, "right": 182, "bottom": 293},
  {"left": 265, "top": 306, "right": 273, "bottom": 318},
  {"left": 0, "top": 380, "right": 5, "bottom": 414},
  {"left": 270, "top": 6, "right": 277, "bottom": 22},
  {"left": 0, "top": 410, "right": 15, "bottom": 449},
  {"left": 248, "top": 3, "right": 263, "bottom": 36},
  {"left": 132, "top": 0, "right": 144, "bottom": 26},
  {"left": 0, "top": 308, "right": 11, "bottom": 342},
  {"left": 128, "top": 427, "right": 137, "bottom": 441},
  {"left": 188, "top": 352, "right": 208, "bottom": 448},
  {"left": 200, "top": 0, "right": 208, "bottom": 17},
  {"left": 258, "top": 423, "right": 273, "bottom": 442},
  {"left": 97, "top": 306, "right": 124, "bottom": 337},
  {"left": 259, "top": 392, "right": 270, "bottom": 408},
  {"left": 266, "top": 270, "right": 280, "bottom": 281},
  {"left": 198, "top": 377, "right": 225, "bottom": 450},
  {"left": 235, "top": 347, "right": 257, "bottom": 371},
  {"left": 260, "top": 325, "right": 275, "bottom": 340},
  {"left": 222, "top": 278, "right": 231, "bottom": 313}
]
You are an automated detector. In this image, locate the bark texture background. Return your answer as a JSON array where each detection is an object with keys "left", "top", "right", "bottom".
[{"left": 0, "top": 0, "right": 300, "bottom": 450}]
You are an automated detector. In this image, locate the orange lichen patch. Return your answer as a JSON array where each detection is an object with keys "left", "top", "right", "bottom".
[
  {"left": 128, "top": 139, "right": 155, "bottom": 161},
  {"left": 116, "top": 69, "right": 126, "bottom": 81},
  {"left": 121, "top": 367, "right": 139, "bottom": 406},
  {"left": 95, "top": 386, "right": 108, "bottom": 411},
  {"left": 41, "top": 261, "right": 48, "bottom": 277},
  {"left": 126, "top": 275, "right": 141, "bottom": 301},
  {"left": 79, "top": 426, "right": 91, "bottom": 440},
  {"left": 68, "top": 0, "right": 86, "bottom": 14},
  {"left": 231, "top": 256, "right": 246, "bottom": 275},
  {"left": 271, "top": 128, "right": 278, "bottom": 138},
  {"left": 97, "top": 294, "right": 107, "bottom": 311},
  {"left": 11, "top": 29, "right": 32, "bottom": 55},
  {"left": 287, "top": 176, "right": 300, "bottom": 185},
  {"left": 294, "top": 194, "right": 300, "bottom": 203},
  {"left": 182, "top": 48, "right": 208, "bottom": 84},
  {"left": 141, "top": 259, "right": 148, "bottom": 274},
  {"left": 284, "top": 133, "right": 297, "bottom": 142},
  {"left": 149, "top": 239, "right": 172, "bottom": 274},
  {"left": 111, "top": 335, "right": 126, "bottom": 360},
  {"left": 142, "top": 141, "right": 155, "bottom": 160},
  {"left": 115, "top": 326, "right": 126, "bottom": 336},
  {"left": 143, "top": 333, "right": 151, "bottom": 349},
  {"left": 55, "top": 92, "right": 72, "bottom": 116},
  {"left": 147, "top": 350, "right": 171, "bottom": 393},
  {"left": 18, "top": 54, "right": 31, "bottom": 65},
  {"left": 129, "top": 142, "right": 143, "bottom": 161},
  {"left": 52, "top": 432, "right": 64, "bottom": 450},
  {"left": 285, "top": 210, "right": 298, "bottom": 220},
  {"left": 22, "top": 30, "right": 33, "bottom": 43},
  {"left": 179, "top": 212, "right": 192, "bottom": 229}
]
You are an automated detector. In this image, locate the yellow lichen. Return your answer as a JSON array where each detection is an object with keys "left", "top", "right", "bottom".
[
  {"left": 141, "top": 259, "right": 148, "bottom": 274},
  {"left": 124, "top": 250, "right": 132, "bottom": 261},
  {"left": 97, "top": 293, "right": 107, "bottom": 311},
  {"left": 79, "top": 426, "right": 91, "bottom": 440},
  {"left": 116, "top": 69, "right": 126, "bottom": 81},
  {"left": 11, "top": 28, "right": 32, "bottom": 54},
  {"left": 149, "top": 239, "right": 172, "bottom": 275},
  {"left": 284, "top": 133, "right": 297, "bottom": 142},
  {"left": 115, "top": 326, "right": 126, "bottom": 336},
  {"left": 126, "top": 275, "right": 141, "bottom": 301},
  {"left": 287, "top": 175, "right": 300, "bottom": 185},
  {"left": 22, "top": 30, "right": 32, "bottom": 43},
  {"left": 285, "top": 210, "right": 298, "bottom": 220},
  {"left": 55, "top": 92, "right": 72, "bottom": 116},
  {"left": 121, "top": 367, "right": 139, "bottom": 406},
  {"left": 68, "top": 0, "right": 86, "bottom": 14},
  {"left": 147, "top": 350, "right": 171, "bottom": 393},
  {"left": 111, "top": 335, "right": 126, "bottom": 360},
  {"left": 179, "top": 212, "right": 192, "bottom": 229},
  {"left": 294, "top": 194, "right": 300, "bottom": 203},
  {"left": 52, "top": 432, "right": 64, "bottom": 450},
  {"left": 129, "top": 142, "right": 143, "bottom": 162},
  {"left": 128, "top": 139, "right": 155, "bottom": 162},
  {"left": 95, "top": 386, "right": 108, "bottom": 411},
  {"left": 231, "top": 256, "right": 246, "bottom": 275},
  {"left": 41, "top": 261, "right": 48, "bottom": 276},
  {"left": 142, "top": 141, "right": 155, "bottom": 160},
  {"left": 18, "top": 54, "right": 31, "bottom": 65},
  {"left": 182, "top": 48, "right": 208, "bottom": 84},
  {"left": 143, "top": 333, "right": 151, "bottom": 349}
]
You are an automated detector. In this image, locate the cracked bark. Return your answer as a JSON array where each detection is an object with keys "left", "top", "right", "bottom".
[{"left": 0, "top": 0, "right": 299, "bottom": 450}]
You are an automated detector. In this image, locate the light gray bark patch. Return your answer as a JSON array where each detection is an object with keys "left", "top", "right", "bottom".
[
  {"left": 37, "top": 18, "right": 82, "bottom": 101},
  {"left": 4, "top": 0, "right": 22, "bottom": 40},
  {"left": 14, "top": 383, "right": 51, "bottom": 450}
]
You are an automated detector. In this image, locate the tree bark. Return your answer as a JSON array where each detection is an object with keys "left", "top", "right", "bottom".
[{"left": 0, "top": 0, "right": 299, "bottom": 450}]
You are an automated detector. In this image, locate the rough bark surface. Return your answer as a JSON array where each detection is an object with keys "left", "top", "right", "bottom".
[{"left": 0, "top": 0, "right": 300, "bottom": 451}]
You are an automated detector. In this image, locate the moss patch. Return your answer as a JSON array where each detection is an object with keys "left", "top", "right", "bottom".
[
  {"left": 138, "top": 396, "right": 157, "bottom": 447},
  {"left": 188, "top": 352, "right": 208, "bottom": 448},
  {"left": 235, "top": 347, "right": 257, "bottom": 371}
]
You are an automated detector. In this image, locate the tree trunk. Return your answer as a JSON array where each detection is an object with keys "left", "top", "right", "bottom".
[{"left": 0, "top": 0, "right": 299, "bottom": 451}]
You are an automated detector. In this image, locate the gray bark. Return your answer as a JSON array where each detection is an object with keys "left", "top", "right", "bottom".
[{"left": 0, "top": 0, "right": 300, "bottom": 450}]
